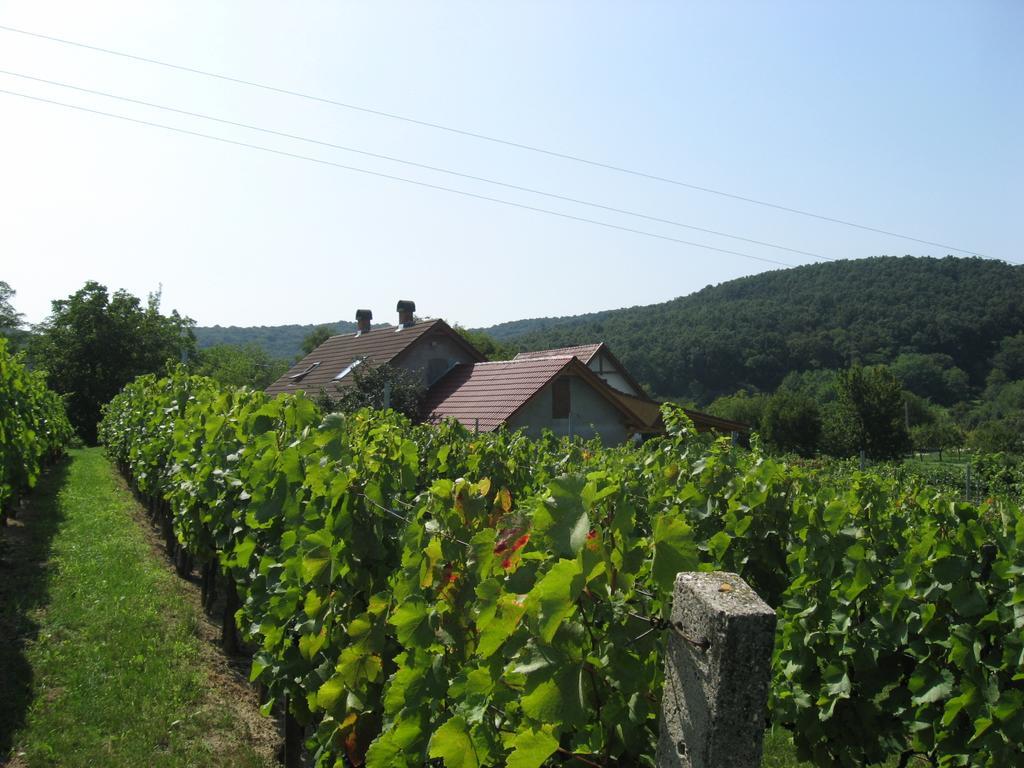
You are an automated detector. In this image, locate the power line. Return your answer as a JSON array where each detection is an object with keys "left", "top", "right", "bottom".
[
  {"left": 0, "top": 22, "right": 986, "bottom": 258},
  {"left": 0, "top": 68, "right": 833, "bottom": 262},
  {"left": 0, "top": 87, "right": 797, "bottom": 268}
]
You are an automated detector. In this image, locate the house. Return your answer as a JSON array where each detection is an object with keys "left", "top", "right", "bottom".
[
  {"left": 422, "top": 355, "right": 644, "bottom": 443},
  {"left": 264, "top": 301, "right": 748, "bottom": 443},
  {"left": 512, "top": 344, "right": 748, "bottom": 436},
  {"left": 264, "top": 301, "right": 485, "bottom": 399},
  {"left": 514, "top": 343, "right": 646, "bottom": 397}
]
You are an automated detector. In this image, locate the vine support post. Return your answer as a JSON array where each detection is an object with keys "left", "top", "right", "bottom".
[
  {"left": 221, "top": 576, "right": 240, "bottom": 655},
  {"left": 657, "top": 571, "right": 776, "bottom": 768},
  {"left": 283, "top": 695, "right": 306, "bottom": 768}
]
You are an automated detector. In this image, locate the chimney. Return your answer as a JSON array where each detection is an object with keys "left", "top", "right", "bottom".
[
  {"left": 396, "top": 300, "right": 416, "bottom": 328},
  {"left": 355, "top": 308, "right": 372, "bottom": 334}
]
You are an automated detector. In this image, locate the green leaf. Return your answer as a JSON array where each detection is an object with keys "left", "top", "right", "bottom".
[
  {"left": 910, "top": 668, "right": 954, "bottom": 706},
  {"left": 843, "top": 560, "right": 873, "bottom": 602},
  {"left": 942, "top": 687, "right": 976, "bottom": 726},
  {"left": 651, "top": 513, "right": 697, "bottom": 593},
  {"left": 316, "top": 674, "right": 346, "bottom": 711},
  {"left": 337, "top": 644, "right": 383, "bottom": 686},
  {"left": 949, "top": 581, "right": 988, "bottom": 618},
  {"left": 535, "top": 475, "right": 590, "bottom": 557},
  {"left": 521, "top": 678, "right": 562, "bottom": 723},
  {"left": 992, "top": 690, "right": 1023, "bottom": 722},
  {"left": 366, "top": 712, "right": 426, "bottom": 767},
  {"left": 707, "top": 530, "right": 732, "bottom": 561},
  {"left": 477, "top": 596, "right": 526, "bottom": 658},
  {"left": 527, "top": 559, "right": 583, "bottom": 643},
  {"left": 428, "top": 716, "right": 479, "bottom": 768},
  {"left": 298, "top": 628, "right": 326, "bottom": 660},
  {"left": 391, "top": 596, "right": 433, "bottom": 647},
  {"left": 521, "top": 664, "right": 587, "bottom": 729},
  {"left": 301, "top": 550, "right": 330, "bottom": 582},
  {"left": 507, "top": 726, "right": 559, "bottom": 768}
]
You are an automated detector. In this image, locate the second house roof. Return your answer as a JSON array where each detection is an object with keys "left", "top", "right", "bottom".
[
  {"left": 423, "top": 355, "right": 640, "bottom": 432},
  {"left": 264, "top": 318, "right": 484, "bottom": 397}
]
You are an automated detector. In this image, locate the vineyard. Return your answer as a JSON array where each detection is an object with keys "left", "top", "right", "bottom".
[
  {"left": 0, "top": 337, "right": 73, "bottom": 524},
  {"left": 96, "top": 368, "right": 1024, "bottom": 767}
]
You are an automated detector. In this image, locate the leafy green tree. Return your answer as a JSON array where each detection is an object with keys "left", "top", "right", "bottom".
[
  {"left": 453, "top": 325, "right": 515, "bottom": 361},
  {"left": 0, "top": 281, "right": 32, "bottom": 352},
  {"left": 890, "top": 353, "right": 970, "bottom": 405},
  {"left": 968, "top": 416, "right": 1024, "bottom": 455},
  {"left": 30, "top": 281, "right": 195, "bottom": 443},
  {"left": 194, "top": 344, "right": 288, "bottom": 389},
  {"left": 971, "top": 378, "right": 1024, "bottom": 431},
  {"left": 824, "top": 365, "right": 911, "bottom": 459},
  {"left": 0, "top": 281, "right": 22, "bottom": 332},
  {"left": 318, "top": 363, "right": 426, "bottom": 420},
  {"left": 992, "top": 333, "right": 1024, "bottom": 381},
  {"left": 301, "top": 326, "right": 333, "bottom": 356},
  {"left": 777, "top": 368, "right": 838, "bottom": 403},
  {"left": 761, "top": 390, "right": 822, "bottom": 455},
  {"left": 706, "top": 390, "right": 767, "bottom": 431},
  {"left": 910, "top": 416, "right": 963, "bottom": 460}
]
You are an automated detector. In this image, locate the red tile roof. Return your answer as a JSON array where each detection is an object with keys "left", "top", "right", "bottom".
[
  {"left": 423, "top": 355, "right": 639, "bottom": 432},
  {"left": 610, "top": 389, "right": 664, "bottom": 432},
  {"left": 514, "top": 342, "right": 649, "bottom": 400},
  {"left": 683, "top": 408, "right": 750, "bottom": 434},
  {"left": 514, "top": 344, "right": 602, "bottom": 364},
  {"left": 610, "top": 389, "right": 750, "bottom": 434},
  {"left": 264, "top": 318, "right": 483, "bottom": 397}
]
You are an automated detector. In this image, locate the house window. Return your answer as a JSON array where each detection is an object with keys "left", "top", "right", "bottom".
[
  {"left": 333, "top": 358, "right": 363, "bottom": 381},
  {"left": 552, "top": 377, "right": 571, "bottom": 419},
  {"left": 289, "top": 361, "right": 321, "bottom": 381}
]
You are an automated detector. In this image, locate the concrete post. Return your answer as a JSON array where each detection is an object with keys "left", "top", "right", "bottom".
[{"left": 657, "top": 571, "right": 777, "bottom": 768}]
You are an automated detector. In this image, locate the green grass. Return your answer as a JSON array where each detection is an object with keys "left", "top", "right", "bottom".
[
  {"left": 762, "top": 727, "right": 900, "bottom": 767},
  {"left": 1, "top": 448, "right": 275, "bottom": 767},
  {"left": 762, "top": 728, "right": 813, "bottom": 767}
]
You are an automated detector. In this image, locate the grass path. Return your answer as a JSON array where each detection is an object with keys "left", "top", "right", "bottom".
[{"left": 0, "top": 448, "right": 279, "bottom": 767}]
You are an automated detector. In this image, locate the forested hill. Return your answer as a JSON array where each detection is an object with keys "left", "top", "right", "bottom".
[
  {"left": 195, "top": 257, "right": 1024, "bottom": 404},
  {"left": 479, "top": 256, "right": 1024, "bottom": 402},
  {"left": 196, "top": 320, "right": 359, "bottom": 359}
]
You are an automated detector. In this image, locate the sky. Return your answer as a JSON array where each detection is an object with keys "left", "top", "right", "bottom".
[{"left": 1, "top": 1, "right": 1021, "bottom": 330}]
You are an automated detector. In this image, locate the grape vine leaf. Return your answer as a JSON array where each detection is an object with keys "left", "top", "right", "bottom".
[
  {"left": 527, "top": 559, "right": 584, "bottom": 643},
  {"left": 428, "top": 715, "right": 479, "bottom": 768},
  {"left": 507, "top": 726, "right": 559, "bottom": 768}
]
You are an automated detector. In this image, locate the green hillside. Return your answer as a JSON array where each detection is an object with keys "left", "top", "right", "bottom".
[
  {"left": 196, "top": 320, "right": 359, "bottom": 360},
  {"left": 481, "top": 256, "right": 1024, "bottom": 402}
]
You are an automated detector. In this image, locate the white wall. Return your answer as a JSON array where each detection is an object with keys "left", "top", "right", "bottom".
[
  {"left": 589, "top": 351, "right": 640, "bottom": 396},
  {"left": 399, "top": 332, "right": 477, "bottom": 386},
  {"left": 507, "top": 375, "right": 628, "bottom": 445}
]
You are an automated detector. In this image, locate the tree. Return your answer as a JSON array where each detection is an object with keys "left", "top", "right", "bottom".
[
  {"left": 992, "top": 333, "right": 1024, "bottom": 381},
  {"left": 910, "top": 416, "right": 964, "bottom": 460},
  {"left": 761, "top": 390, "right": 822, "bottom": 455},
  {"left": 824, "top": 365, "right": 911, "bottom": 459},
  {"left": 301, "top": 326, "right": 333, "bottom": 356},
  {"left": 706, "top": 390, "right": 767, "bottom": 432},
  {"left": 0, "top": 281, "right": 22, "bottom": 332},
  {"left": 31, "top": 282, "right": 195, "bottom": 443},
  {"left": 968, "top": 416, "right": 1024, "bottom": 455},
  {"left": 0, "top": 281, "right": 32, "bottom": 352},
  {"left": 453, "top": 325, "right": 515, "bottom": 361},
  {"left": 318, "top": 363, "right": 426, "bottom": 420},
  {"left": 193, "top": 344, "right": 288, "bottom": 389},
  {"left": 890, "top": 353, "right": 970, "bottom": 405}
]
